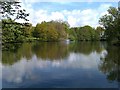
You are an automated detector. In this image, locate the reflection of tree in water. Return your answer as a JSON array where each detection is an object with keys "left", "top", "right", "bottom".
[
  {"left": 69, "top": 42, "right": 104, "bottom": 55},
  {"left": 2, "top": 42, "right": 70, "bottom": 65},
  {"left": 2, "top": 41, "right": 106, "bottom": 65},
  {"left": 2, "top": 43, "right": 33, "bottom": 65},
  {"left": 2, "top": 43, "right": 22, "bottom": 52},
  {"left": 32, "top": 42, "right": 69, "bottom": 60},
  {"left": 2, "top": 43, "right": 22, "bottom": 65},
  {"left": 99, "top": 46, "right": 120, "bottom": 83}
]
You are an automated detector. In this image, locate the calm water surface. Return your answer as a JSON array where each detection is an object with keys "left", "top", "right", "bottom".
[{"left": 1, "top": 42, "right": 120, "bottom": 88}]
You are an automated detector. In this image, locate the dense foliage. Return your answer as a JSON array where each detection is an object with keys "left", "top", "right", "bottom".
[
  {"left": 32, "top": 21, "right": 69, "bottom": 41},
  {"left": 0, "top": 1, "right": 31, "bottom": 43},
  {"left": 68, "top": 25, "right": 104, "bottom": 41},
  {"left": 99, "top": 7, "right": 120, "bottom": 45},
  {"left": 2, "top": 19, "right": 34, "bottom": 43}
]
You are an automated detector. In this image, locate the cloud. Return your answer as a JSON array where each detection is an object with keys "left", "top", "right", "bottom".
[
  {"left": 19, "top": 1, "right": 113, "bottom": 27},
  {"left": 67, "top": 16, "right": 77, "bottom": 27},
  {"left": 2, "top": 51, "right": 103, "bottom": 84},
  {"left": 50, "top": 12, "right": 65, "bottom": 20}
]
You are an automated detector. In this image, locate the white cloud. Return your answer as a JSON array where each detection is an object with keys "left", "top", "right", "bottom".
[
  {"left": 19, "top": 1, "right": 112, "bottom": 27},
  {"left": 50, "top": 12, "right": 65, "bottom": 20},
  {"left": 67, "top": 16, "right": 77, "bottom": 27},
  {"left": 2, "top": 51, "right": 103, "bottom": 84}
]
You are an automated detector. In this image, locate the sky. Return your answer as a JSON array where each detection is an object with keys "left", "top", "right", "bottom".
[{"left": 19, "top": 0, "right": 119, "bottom": 27}]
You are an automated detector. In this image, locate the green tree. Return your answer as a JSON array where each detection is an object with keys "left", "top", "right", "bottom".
[
  {"left": 68, "top": 25, "right": 100, "bottom": 41},
  {"left": 22, "top": 23, "right": 33, "bottom": 37},
  {"left": 0, "top": 1, "right": 29, "bottom": 21},
  {"left": 2, "top": 19, "right": 26, "bottom": 43},
  {"left": 48, "top": 20, "right": 68, "bottom": 40},
  {"left": 68, "top": 27, "right": 78, "bottom": 41},
  {"left": 1, "top": 1, "right": 30, "bottom": 43},
  {"left": 32, "top": 20, "right": 68, "bottom": 41},
  {"left": 99, "top": 7, "right": 120, "bottom": 44},
  {"left": 95, "top": 26, "right": 105, "bottom": 40}
]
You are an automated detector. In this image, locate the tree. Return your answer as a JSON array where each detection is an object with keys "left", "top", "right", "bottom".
[
  {"left": 0, "top": 1, "right": 29, "bottom": 21},
  {"left": 1, "top": 0, "right": 30, "bottom": 43},
  {"left": 68, "top": 25, "right": 100, "bottom": 41},
  {"left": 49, "top": 20, "right": 68, "bottom": 40},
  {"left": 95, "top": 26, "right": 105, "bottom": 40},
  {"left": 22, "top": 23, "right": 33, "bottom": 37},
  {"left": 79, "top": 25, "right": 95, "bottom": 41},
  {"left": 2, "top": 19, "right": 27, "bottom": 43},
  {"left": 32, "top": 20, "right": 68, "bottom": 41},
  {"left": 99, "top": 7, "right": 120, "bottom": 44},
  {"left": 68, "top": 27, "right": 78, "bottom": 41}
]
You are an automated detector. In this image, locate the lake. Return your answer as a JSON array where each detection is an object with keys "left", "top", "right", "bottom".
[{"left": 1, "top": 41, "right": 120, "bottom": 88}]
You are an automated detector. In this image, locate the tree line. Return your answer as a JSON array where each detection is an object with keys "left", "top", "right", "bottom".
[
  {"left": 1, "top": 1, "right": 120, "bottom": 45},
  {"left": 1, "top": 18, "right": 105, "bottom": 43},
  {"left": 68, "top": 25, "right": 104, "bottom": 41}
]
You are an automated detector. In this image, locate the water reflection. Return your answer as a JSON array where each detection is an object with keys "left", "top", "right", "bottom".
[
  {"left": 2, "top": 42, "right": 104, "bottom": 65},
  {"left": 32, "top": 42, "right": 69, "bottom": 60},
  {"left": 2, "top": 43, "right": 33, "bottom": 65},
  {"left": 99, "top": 45, "right": 120, "bottom": 83},
  {"left": 69, "top": 42, "right": 106, "bottom": 55},
  {"left": 1, "top": 42, "right": 119, "bottom": 88}
]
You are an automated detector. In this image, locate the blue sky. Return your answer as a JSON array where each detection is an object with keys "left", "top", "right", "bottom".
[
  {"left": 33, "top": 2, "right": 118, "bottom": 12},
  {"left": 20, "top": 0, "right": 118, "bottom": 27}
]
